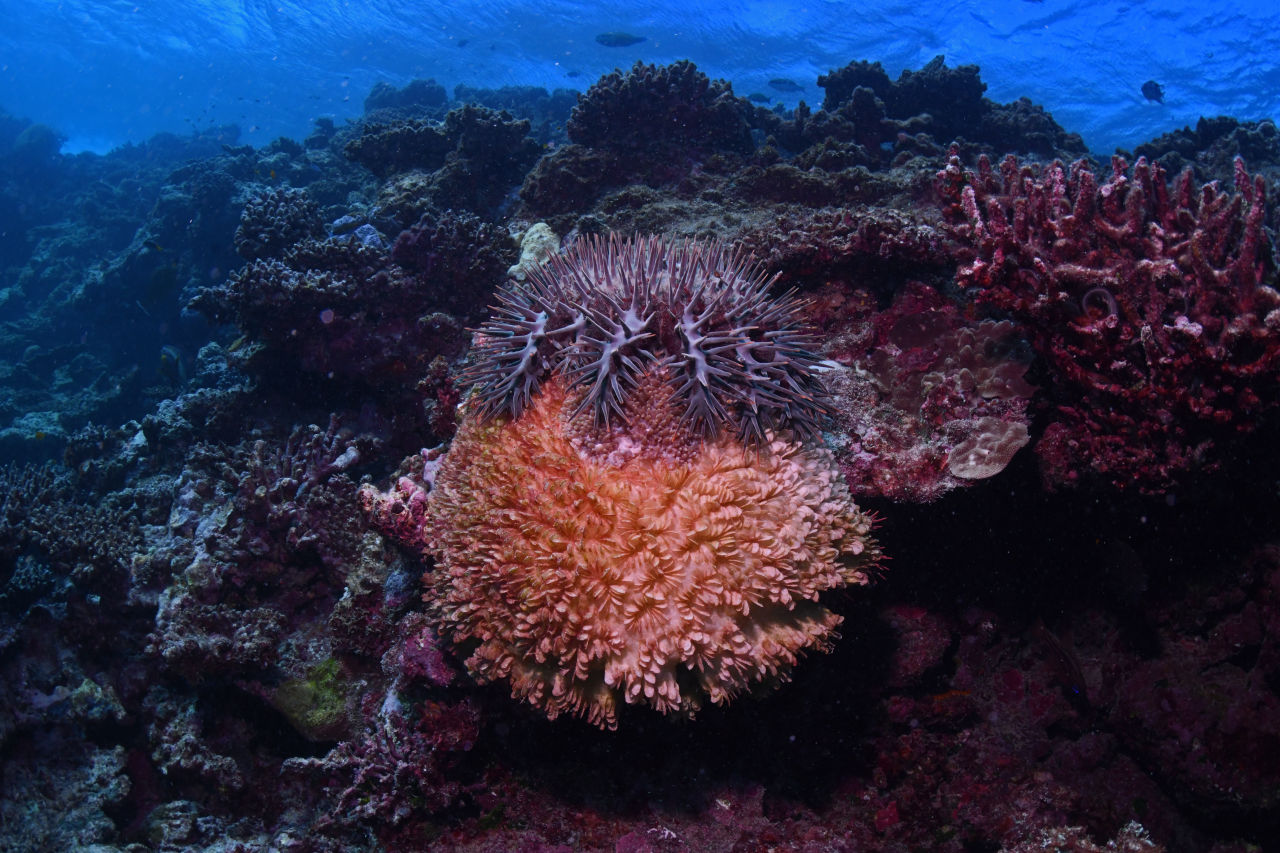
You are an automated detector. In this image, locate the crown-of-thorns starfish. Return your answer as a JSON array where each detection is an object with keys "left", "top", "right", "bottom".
[{"left": 463, "top": 233, "right": 830, "bottom": 441}]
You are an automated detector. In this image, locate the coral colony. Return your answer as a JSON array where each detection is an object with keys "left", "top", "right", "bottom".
[
  {"left": 6, "top": 55, "right": 1280, "bottom": 852},
  {"left": 936, "top": 147, "right": 1278, "bottom": 491},
  {"left": 364, "top": 235, "right": 882, "bottom": 728}
]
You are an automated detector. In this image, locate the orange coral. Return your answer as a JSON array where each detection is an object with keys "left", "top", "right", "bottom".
[{"left": 426, "top": 369, "right": 880, "bottom": 729}]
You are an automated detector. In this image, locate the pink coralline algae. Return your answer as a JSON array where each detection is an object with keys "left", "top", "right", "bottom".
[
  {"left": 296, "top": 698, "right": 480, "bottom": 843},
  {"left": 812, "top": 281, "right": 1035, "bottom": 502},
  {"left": 937, "top": 148, "right": 1280, "bottom": 492}
]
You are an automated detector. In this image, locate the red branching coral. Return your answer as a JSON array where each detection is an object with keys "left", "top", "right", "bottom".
[
  {"left": 321, "top": 702, "right": 478, "bottom": 828},
  {"left": 366, "top": 368, "right": 881, "bottom": 729},
  {"left": 937, "top": 148, "right": 1280, "bottom": 491}
]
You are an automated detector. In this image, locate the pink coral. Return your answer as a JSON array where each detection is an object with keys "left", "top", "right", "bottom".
[
  {"left": 813, "top": 281, "right": 1035, "bottom": 502},
  {"left": 937, "top": 148, "right": 1279, "bottom": 491}
]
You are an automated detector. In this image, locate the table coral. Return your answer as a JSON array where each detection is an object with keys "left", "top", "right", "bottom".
[{"left": 937, "top": 148, "right": 1280, "bottom": 491}]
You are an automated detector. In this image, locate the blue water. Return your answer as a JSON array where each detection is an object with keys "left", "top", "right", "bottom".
[{"left": 4, "top": 0, "right": 1279, "bottom": 154}]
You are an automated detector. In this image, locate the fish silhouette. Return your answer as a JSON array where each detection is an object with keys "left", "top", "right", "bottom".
[
  {"left": 595, "top": 32, "right": 645, "bottom": 47},
  {"left": 1141, "top": 80, "right": 1164, "bottom": 103}
]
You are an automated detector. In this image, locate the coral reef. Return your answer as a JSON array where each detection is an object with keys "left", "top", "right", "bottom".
[
  {"left": 344, "top": 104, "right": 541, "bottom": 219},
  {"left": 809, "top": 282, "right": 1035, "bottom": 501},
  {"left": 517, "top": 55, "right": 1085, "bottom": 237},
  {"left": 233, "top": 185, "right": 325, "bottom": 261},
  {"left": 0, "top": 119, "right": 369, "bottom": 461},
  {"left": 5, "top": 60, "right": 1280, "bottom": 853},
  {"left": 937, "top": 149, "right": 1279, "bottom": 491}
]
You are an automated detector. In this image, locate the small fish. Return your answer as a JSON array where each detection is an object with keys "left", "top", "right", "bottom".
[
  {"left": 158, "top": 344, "right": 187, "bottom": 384},
  {"left": 1141, "top": 80, "right": 1164, "bottom": 103},
  {"left": 595, "top": 31, "right": 646, "bottom": 48},
  {"left": 567, "top": 70, "right": 582, "bottom": 78},
  {"left": 457, "top": 38, "right": 470, "bottom": 47},
  {"left": 143, "top": 239, "right": 165, "bottom": 253},
  {"left": 768, "top": 77, "right": 803, "bottom": 93},
  {"left": 747, "top": 92, "right": 772, "bottom": 104}
]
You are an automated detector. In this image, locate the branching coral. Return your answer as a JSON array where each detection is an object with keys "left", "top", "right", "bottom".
[
  {"left": 937, "top": 149, "right": 1279, "bottom": 491},
  {"left": 233, "top": 186, "right": 324, "bottom": 261},
  {"left": 0, "top": 463, "right": 142, "bottom": 612},
  {"left": 567, "top": 60, "right": 752, "bottom": 156}
]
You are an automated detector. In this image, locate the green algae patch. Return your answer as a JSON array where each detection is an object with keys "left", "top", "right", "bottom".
[{"left": 273, "top": 658, "right": 351, "bottom": 741}]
